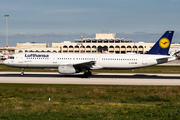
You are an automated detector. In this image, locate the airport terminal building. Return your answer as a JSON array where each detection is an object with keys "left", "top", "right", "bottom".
[
  {"left": 0, "top": 33, "right": 180, "bottom": 55},
  {"left": 52, "top": 33, "right": 154, "bottom": 54}
]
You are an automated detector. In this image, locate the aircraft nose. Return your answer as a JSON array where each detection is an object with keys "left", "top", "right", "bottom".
[{"left": 3, "top": 60, "right": 8, "bottom": 65}]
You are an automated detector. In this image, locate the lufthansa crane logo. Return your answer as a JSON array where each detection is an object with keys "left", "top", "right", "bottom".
[{"left": 159, "top": 38, "right": 170, "bottom": 49}]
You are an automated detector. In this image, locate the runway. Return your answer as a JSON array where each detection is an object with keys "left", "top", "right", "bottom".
[{"left": 0, "top": 72, "right": 180, "bottom": 85}]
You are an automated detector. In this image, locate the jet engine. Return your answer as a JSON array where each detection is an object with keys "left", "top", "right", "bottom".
[{"left": 58, "top": 65, "right": 76, "bottom": 74}]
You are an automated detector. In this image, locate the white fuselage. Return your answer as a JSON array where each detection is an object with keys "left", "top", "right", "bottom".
[{"left": 3, "top": 53, "right": 175, "bottom": 70}]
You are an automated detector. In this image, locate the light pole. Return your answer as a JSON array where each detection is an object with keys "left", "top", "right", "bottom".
[{"left": 4, "top": 15, "right": 9, "bottom": 47}]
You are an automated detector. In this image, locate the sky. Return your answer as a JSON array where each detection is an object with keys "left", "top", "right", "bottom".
[{"left": 0, "top": 0, "right": 180, "bottom": 46}]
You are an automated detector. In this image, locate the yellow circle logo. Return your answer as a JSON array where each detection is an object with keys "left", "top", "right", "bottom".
[{"left": 159, "top": 38, "right": 170, "bottom": 49}]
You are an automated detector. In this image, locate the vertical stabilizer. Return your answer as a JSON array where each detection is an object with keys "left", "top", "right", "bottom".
[{"left": 145, "top": 31, "right": 174, "bottom": 55}]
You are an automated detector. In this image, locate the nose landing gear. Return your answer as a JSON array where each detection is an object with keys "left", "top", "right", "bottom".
[{"left": 21, "top": 68, "right": 24, "bottom": 76}]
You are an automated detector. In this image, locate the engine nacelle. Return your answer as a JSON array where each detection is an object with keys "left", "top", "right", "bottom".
[{"left": 58, "top": 65, "right": 76, "bottom": 74}]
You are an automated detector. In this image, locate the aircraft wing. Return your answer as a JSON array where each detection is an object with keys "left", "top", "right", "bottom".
[
  {"left": 73, "top": 61, "right": 96, "bottom": 70},
  {"left": 59, "top": 61, "right": 96, "bottom": 70}
]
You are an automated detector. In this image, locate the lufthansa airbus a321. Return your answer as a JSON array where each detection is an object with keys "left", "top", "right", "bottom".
[{"left": 4, "top": 31, "right": 176, "bottom": 77}]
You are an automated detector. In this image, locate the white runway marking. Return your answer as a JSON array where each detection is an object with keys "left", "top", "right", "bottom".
[{"left": 0, "top": 72, "right": 180, "bottom": 85}]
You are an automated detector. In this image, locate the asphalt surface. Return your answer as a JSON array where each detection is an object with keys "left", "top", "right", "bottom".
[{"left": 0, "top": 72, "right": 180, "bottom": 85}]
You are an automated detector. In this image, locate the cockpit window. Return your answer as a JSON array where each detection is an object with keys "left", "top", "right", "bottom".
[{"left": 8, "top": 56, "right": 14, "bottom": 59}]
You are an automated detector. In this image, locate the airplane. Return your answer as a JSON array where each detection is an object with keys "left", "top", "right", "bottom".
[{"left": 3, "top": 30, "right": 176, "bottom": 77}]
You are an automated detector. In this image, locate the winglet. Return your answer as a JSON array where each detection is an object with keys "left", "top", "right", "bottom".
[{"left": 145, "top": 31, "right": 174, "bottom": 55}]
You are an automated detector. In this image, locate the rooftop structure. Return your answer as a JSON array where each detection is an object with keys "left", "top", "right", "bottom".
[
  {"left": 17, "top": 42, "right": 49, "bottom": 48},
  {"left": 95, "top": 33, "right": 115, "bottom": 39},
  {"left": 75, "top": 33, "right": 132, "bottom": 43}
]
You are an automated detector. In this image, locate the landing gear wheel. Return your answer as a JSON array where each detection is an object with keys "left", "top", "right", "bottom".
[
  {"left": 87, "top": 70, "right": 92, "bottom": 76},
  {"left": 83, "top": 72, "right": 89, "bottom": 78},
  {"left": 20, "top": 68, "right": 24, "bottom": 76},
  {"left": 83, "top": 70, "right": 92, "bottom": 78},
  {"left": 20, "top": 72, "right": 24, "bottom": 76}
]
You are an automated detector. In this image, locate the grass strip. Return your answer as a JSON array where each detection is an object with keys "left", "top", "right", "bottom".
[{"left": 0, "top": 84, "right": 180, "bottom": 119}]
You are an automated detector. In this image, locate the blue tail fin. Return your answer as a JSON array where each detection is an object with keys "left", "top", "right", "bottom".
[{"left": 145, "top": 31, "right": 174, "bottom": 55}]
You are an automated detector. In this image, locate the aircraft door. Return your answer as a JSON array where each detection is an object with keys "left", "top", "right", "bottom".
[
  {"left": 52, "top": 55, "right": 57, "bottom": 63},
  {"left": 18, "top": 54, "right": 23, "bottom": 63},
  {"left": 142, "top": 56, "right": 147, "bottom": 65},
  {"left": 96, "top": 56, "right": 100, "bottom": 65}
]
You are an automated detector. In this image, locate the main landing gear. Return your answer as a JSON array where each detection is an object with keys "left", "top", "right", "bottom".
[
  {"left": 21, "top": 68, "right": 24, "bottom": 76},
  {"left": 83, "top": 70, "right": 92, "bottom": 78}
]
